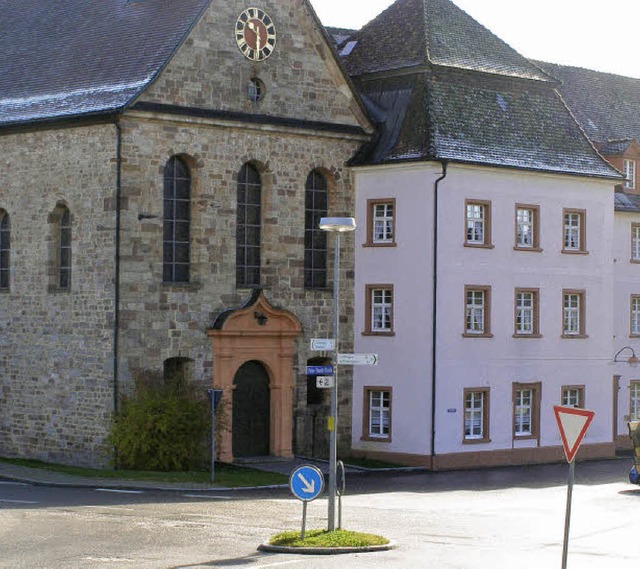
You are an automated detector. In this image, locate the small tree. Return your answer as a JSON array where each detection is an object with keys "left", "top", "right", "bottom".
[{"left": 110, "top": 369, "right": 211, "bottom": 471}]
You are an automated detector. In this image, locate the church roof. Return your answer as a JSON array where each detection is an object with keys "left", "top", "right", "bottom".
[
  {"left": 345, "top": 0, "right": 621, "bottom": 179},
  {"left": 0, "top": 0, "right": 210, "bottom": 127}
]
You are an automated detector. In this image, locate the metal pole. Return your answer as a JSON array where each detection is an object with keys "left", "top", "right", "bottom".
[
  {"left": 561, "top": 460, "right": 575, "bottom": 569},
  {"left": 328, "top": 232, "right": 340, "bottom": 532},
  {"left": 210, "top": 393, "right": 216, "bottom": 484}
]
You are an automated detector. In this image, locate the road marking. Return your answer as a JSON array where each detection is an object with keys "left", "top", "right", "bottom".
[
  {"left": 0, "top": 499, "right": 39, "bottom": 504},
  {"left": 0, "top": 481, "right": 30, "bottom": 486},
  {"left": 182, "top": 494, "right": 233, "bottom": 500},
  {"left": 95, "top": 488, "right": 144, "bottom": 494},
  {"left": 84, "top": 506, "right": 137, "bottom": 512}
]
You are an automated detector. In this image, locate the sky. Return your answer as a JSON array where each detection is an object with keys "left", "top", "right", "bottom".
[{"left": 310, "top": 0, "right": 640, "bottom": 79}]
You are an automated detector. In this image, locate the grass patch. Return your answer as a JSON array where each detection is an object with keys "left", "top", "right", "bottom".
[
  {"left": 270, "top": 529, "right": 389, "bottom": 548},
  {"left": 0, "top": 457, "right": 287, "bottom": 487}
]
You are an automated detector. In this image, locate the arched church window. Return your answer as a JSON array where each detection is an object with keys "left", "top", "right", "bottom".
[
  {"left": 304, "top": 170, "right": 328, "bottom": 289},
  {"left": 163, "top": 156, "right": 191, "bottom": 283},
  {"left": 236, "top": 163, "right": 261, "bottom": 287}
]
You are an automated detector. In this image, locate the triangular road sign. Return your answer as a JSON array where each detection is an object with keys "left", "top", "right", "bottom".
[{"left": 553, "top": 406, "right": 595, "bottom": 463}]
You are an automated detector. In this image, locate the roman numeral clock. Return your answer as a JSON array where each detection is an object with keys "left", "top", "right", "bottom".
[{"left": 235, "top": 7, "right": 277, "bottom": 62}]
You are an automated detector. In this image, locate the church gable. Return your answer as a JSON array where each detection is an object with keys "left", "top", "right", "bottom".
[{"left": 136, "top": 0, "right": 370, "bottom": 131}]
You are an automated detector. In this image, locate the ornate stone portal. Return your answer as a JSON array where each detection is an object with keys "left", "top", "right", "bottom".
[{"left": 208, "top": 290, "right": 302, "bottom": 463}]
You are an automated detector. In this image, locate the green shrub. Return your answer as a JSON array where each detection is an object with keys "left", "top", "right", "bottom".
[{"left": 110, "top": 369, "right": 211, "bottom": 472}]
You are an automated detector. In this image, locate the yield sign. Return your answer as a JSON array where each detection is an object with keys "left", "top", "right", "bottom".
[{"left": 553, "top": 406, "right": 595, "bottom": 463}]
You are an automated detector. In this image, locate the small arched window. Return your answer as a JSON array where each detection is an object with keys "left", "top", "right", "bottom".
[
  {"left": 0, "top": 211, "right": 10, "bottom": 290},
  {"left": 163, "top": 156, "right": 191, "bottom": 283},
  {"left": 236, "top": 163, "right": 261, "bottom": 287},
  {"left": 304, "top": 170, "right": 328, "bottom": 289}
]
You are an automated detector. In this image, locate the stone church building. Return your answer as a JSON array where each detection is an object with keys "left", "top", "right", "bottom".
[{"left": 0, "top": 0, "right": 372, "bottom": 466}]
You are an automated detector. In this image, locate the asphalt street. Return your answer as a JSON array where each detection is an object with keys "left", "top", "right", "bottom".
[{"left": 1, "top": 458, "right": 638, "bottom": 568}]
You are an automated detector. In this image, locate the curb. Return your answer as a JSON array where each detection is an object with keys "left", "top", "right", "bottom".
[{"left": 258, "top": 541, "right": 397, "bottom": 555}]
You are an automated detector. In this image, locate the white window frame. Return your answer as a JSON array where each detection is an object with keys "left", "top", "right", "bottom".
[
  {"left": 632, "top": 224, "right": 640, "bottom": 261},
  {"left": 632, "top": 296, "right": 640, "bottom": 336},
  {"left": 372, "top": 202, "right": 394, "bottom": 244},
  {"left": 563, "top": 212, "right": 581, "bottom": 251},
  {"left": 515, "top": 291, "right": 535, "bottom": 335},
  {"left": 464, "top": 390, "right": 486, "bottom": 440},
  {"left": 466, "top": 203, "right": 485, "bottom": 244},
  {"left": 625, "top": 159, "right": 636, "bottom": 190},
  {"left": 514, "top": 389, "right": 533, "bottom": 437},
  {"left": 562, "top": 386, "right": 583, "bottom": 408},
  {"left": 370, "top": 287, "right": 392, "bottom": 333},
  {"left": 563, "top": 292, "right": 581, "bottom": 336},
  {"left": 632, "top": 382, "right": 640, "bottom": 421},
  {"left": 368, "top": 389, "right": 391, "bottom": 438},
  {"left": 516, "top": 207, "right": 534, "bottom": 248},
  {"left": 466, "top": 289, "right": 486, "bottom": 334}
]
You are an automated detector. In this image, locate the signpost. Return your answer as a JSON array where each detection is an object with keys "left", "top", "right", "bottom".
[
  {"left": 336, "top": 460, "right": 346, "bottom": 530},
  {"left": 310, "top": 338, "right": 335, "bottom": 352},
  {"left": 306, "top": 365, "right": 334, "bottom": 376},
  {"left": 553, "top": 405, "right": 595, "bottom": 569},
  {"left": 337, "top": 353, "right": 379, "bottom": 366},
  {"left": 290, "top": 465, "right": 325, "bottom": 539}
]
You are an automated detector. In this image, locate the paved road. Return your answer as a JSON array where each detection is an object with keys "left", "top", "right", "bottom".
[{"left": 1, "top": 459, "right": 638, "bottom": 568}]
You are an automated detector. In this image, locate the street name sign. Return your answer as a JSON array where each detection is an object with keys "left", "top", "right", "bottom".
[
  {"left": 337, "top": 353, "right": 379, "bottom": 366},
  {"left": 290, "top": 465, "right": 324, "bottom": 502},
  {"left": 316, "top": 376, "right": 335, "bottom": 389},
  {"left": 306, "top": 365, "right": 334, "bottom": 376},
  {"left": 310, "top": 338, "right": 335, "bottom": 351},
  {"left": 553, "top": 406, "right": 595, "bottom": 463}
]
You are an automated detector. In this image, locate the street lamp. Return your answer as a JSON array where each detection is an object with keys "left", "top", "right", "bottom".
[
  {"left": 614, "top": 346, "right": 639, "bottom": 366},
  {"left": 319, "top": 216, "right": 356, "bottom": 532}
]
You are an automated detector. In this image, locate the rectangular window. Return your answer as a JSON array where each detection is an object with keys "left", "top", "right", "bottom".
[
  {"left": 563, "top": 290, "right": 586, "bottom": 337},
  {"left": 625, "top": 159, "right": 636, "bottom": 190},
  {"left": 513, "top": 383, "right": 541, "bottom": 439},
  {"left": 362, "top": 387, "right": 392, "bottom": 440},
  {"left": 632, "top": 382, "right": 640, "bottom": 421},
  {"left": 631, "top": 224, "right": 640, "bottom": 262},
  {"left": 464, "top": 388, "right": 490, "bottom": 443},
  {"left": 366, "top": 199, "right": 396, "bottom": 246},
  {"left": 464, "top": 285, "right": 492, "bottom": 337},
  {"left": 365, "top": 285, "right": 394, "bottom": 335},
  {"left": 514, "top": 288, "right": 540, "bottom": 337},
  {"left": 562, "top": 209, "right": 587, "bottom": 253},
  {"left": 465, "top": 200, "right": 492, "bottom": 247},
  {"left": 632, "top": 296, "right": 640, "bottom": 337},
  {"left": 515, "top": 205, "right": 540, "bottom": 250},
  {"left": 562, "top": 386, "right": 584, "bottom": 408}
]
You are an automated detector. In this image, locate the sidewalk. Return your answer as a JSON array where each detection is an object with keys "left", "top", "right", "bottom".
[{"left": 0, "top": 457, "right": 385, "bottom": 493}]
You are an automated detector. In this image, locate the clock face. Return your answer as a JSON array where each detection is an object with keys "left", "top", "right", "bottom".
[{"left": 235, "top": 7, "right": 277, "bottom": 62}]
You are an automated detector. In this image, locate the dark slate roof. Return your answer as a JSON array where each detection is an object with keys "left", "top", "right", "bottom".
[
  {"left": 0, "top": 0, "right": 210, "bottom": 127},
  {"left": 538, "top": 62, "right": 640, "bottom": 144},
  {"left": 342, "top": 0, "right": 551, "bottom": 82},
  {"left": 615, "top": 191, "right": 640, "bottom": 213},
  {"left": 596, "top": 139, "right": 633, "bottom": 156}
]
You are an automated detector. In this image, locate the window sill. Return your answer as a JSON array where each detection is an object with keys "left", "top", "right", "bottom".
[
  {"left": 362, "top": 331, "right": 395, "bottom": 337},
  {"left": 462, "top": 437, "right": 491, "bottom": 445},
  {"left": 513, "top": 246, "right": 543, "bottom": 252},
  {"left": 162, "top": 281, "right": 202, "bottom": 292},
  {"left": 630, "top": 258, "right": 640, "bottom": 264},
  {"left": 462, "top": 332, "right": 494, "bottom": 338},
  {"left": 513, "top": 434, "right": 538, "bottom": 441},
  {"left": 512, "top": 333, "right": 542, "bottom": 339},
  {"left": 363, "top": 242, "right": 397, "bottom": 248},
  {"left": 561, "top": 334, "right": 588, "bottom": 339},
  {"left": 360, "top": 435, "right": 392, "bottom": 443},
  {"left": 561, "top": 249, "right": 589, "bottom": 255},
  {"left": 47, "top": 286, "right": 71, "bottom": 294},
  {"left": 464, "top": 243, "right": 494, "bottom": 249}
]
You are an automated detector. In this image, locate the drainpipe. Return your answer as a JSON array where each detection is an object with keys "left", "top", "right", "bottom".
[
  {"left": 113, "top": 118, "right": 123, "bottom": 422},
  {"left": 430, "top": 161, "right": 447, "bottom": 469}
]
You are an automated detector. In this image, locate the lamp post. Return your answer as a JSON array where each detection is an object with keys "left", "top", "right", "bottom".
[
  {"left": 614, "top": 346, "right": 639, "bottom": 366},
  {"left": 319, "top": 216, "right": 356, "bottom": 532}
]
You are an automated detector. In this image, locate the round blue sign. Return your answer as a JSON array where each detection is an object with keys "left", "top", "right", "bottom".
[{"left": 290, "top": 465, "right": 324, "bottom": 502}]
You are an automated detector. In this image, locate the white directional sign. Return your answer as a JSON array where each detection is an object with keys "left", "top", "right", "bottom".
[
  {"left": 310, "top": 338, "right": 335, "bottom": 351},
  {"left": 316, "top": 376, "right": 335, "bottom": 389},
  {"left": 337, "top": 353, "right": 379, "bottom": 366},
  {"left": 553, "top": 405, "right": 595, "bottom": 463}
]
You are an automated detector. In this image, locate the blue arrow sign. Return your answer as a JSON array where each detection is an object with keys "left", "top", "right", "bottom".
[
  {"left": 290, "top": 465, "right": 324, "bottom": 502},
  {"left": 306, "top": 365, "right": 334, "bottom": 376}
]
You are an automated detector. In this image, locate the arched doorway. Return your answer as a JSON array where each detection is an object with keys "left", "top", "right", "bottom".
[{"left": 233, "top": 361, "right": 270, "bottom": 457}]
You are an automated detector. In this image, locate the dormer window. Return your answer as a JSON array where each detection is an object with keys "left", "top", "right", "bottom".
[{"left": 624, "top": 159, "right": 636, "bottom": 190}]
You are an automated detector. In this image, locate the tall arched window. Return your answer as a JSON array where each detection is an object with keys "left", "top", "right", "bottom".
[
  {"left": 304, "top": 170, "right": 328, "bottom": 289},
  {"left": 0, "top": 211, "right": 9, "bottom": 290},
  {"left": 163, "top": 156, "right": 191, "bottom": 283},
  {"left": 237, "top": 163, "right": 261, "bottom": 287},
  {"left": 58, "top": 206, "right": 71, "bottom": 290}
]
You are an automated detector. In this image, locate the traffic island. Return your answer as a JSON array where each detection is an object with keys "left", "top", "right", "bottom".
[{"left": 258, "top": 529, "right": 395, "bottom": 555}]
